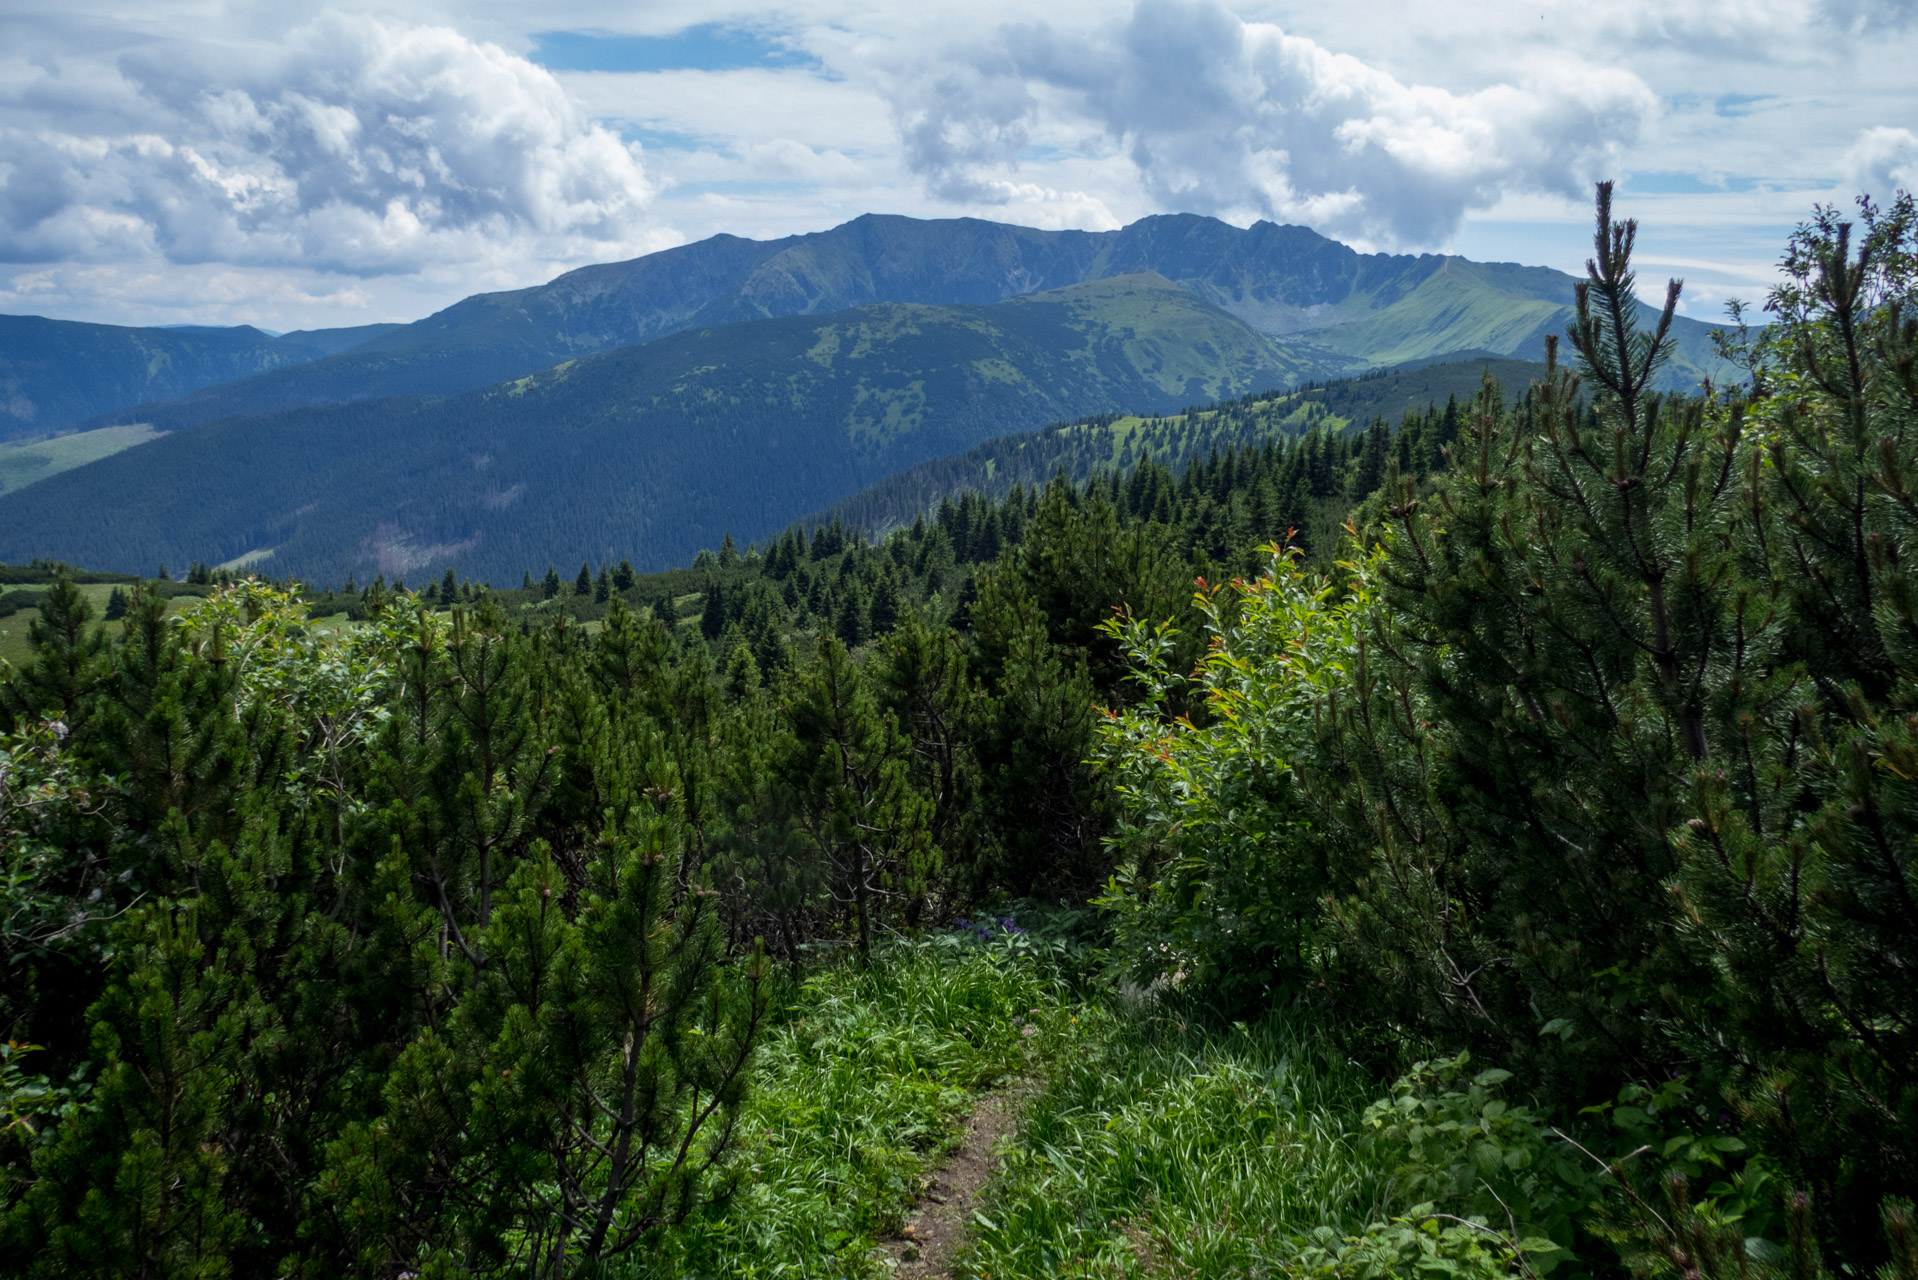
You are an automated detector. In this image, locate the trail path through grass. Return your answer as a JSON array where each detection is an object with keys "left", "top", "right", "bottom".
[
  {"left": 882, "top": 1081, "right": 1036, "bottom": 1277},
  {"left": 635, "top": 934, "right": 1071, "bottom": 1278}
]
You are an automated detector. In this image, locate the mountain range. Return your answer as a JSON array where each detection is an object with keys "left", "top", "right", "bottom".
[
  {"left": 0, "top": 275, "right": 1314, "bottom": 579},
  {"left": 0, "top": 211, "right": 1736, "bottom": 582}
]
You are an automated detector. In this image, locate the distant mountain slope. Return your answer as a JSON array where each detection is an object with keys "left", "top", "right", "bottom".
[
  {"left": 0, "top": 276, "right": 1314, "bottom": 582},
  {"left": 1305, "top": 259, "right": 1728, "bottom": 387},
  {"left": 94, "top": 231, "right": 806, "bottom": 431},
  {"left": 0, "top": 315, "right": 387, "bottom": 438},
  {"left": 0, "top": 424, "right": 161, "bottom": 495},
  {"left": 271, "top": 323, "right": 404, "bottom": 357},
  {"left": 821, "top": 356, "right": 1550, "bottom": 534},
  {"left": 89, "top": 212, "right": 1733, "bottom": 434}
]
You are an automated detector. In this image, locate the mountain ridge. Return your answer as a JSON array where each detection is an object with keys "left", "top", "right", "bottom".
[{"left": 67, "top": 211, "right": 1731, "bottom": 436}]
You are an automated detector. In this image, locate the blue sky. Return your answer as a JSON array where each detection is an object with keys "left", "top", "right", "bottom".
[
  {"left": 528, "top": 25, "right": 821, "bottom": 74},
  {"left": 1, "top": 0, "right": 1912, "bottom": 330}
]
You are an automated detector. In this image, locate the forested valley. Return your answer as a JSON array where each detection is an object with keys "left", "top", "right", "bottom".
[{"left": 1, "top": 190, "right": 1916, "bottom": 1280}]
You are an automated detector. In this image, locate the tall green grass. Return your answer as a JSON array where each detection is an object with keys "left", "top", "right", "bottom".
[
  {"left": 958, "top": 1007, "right": 1395, "bottom": 1279},
  {"left": 639, "top": 933, "right": 1074, "bottom": 1279},
  {"left": 632, "top": 938, "right": 1545, "bottom": 1280}
]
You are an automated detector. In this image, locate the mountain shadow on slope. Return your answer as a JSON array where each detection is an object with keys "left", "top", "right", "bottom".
[{"left": 0, "top": 316, "right": 398, "bottom": 439}]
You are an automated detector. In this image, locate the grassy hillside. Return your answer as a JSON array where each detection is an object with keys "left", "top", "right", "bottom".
[
  {"left": 0, "top": 424, "right": 161, "bottom": 495},
  {"left": 88, "top": 232, "right": 804, "bottom": 432},
  {"left": 0, "top": 572, "right": 212, "bottom": 666},
  {"left": 821, "top": 355, "right": 1548, "bottom": 535},
  {"left": 1310, "top": 257, "right": 1730, "bottom": 387},
  {"left": 0, "top": 276, "right": 1317, "bottom": 584}
]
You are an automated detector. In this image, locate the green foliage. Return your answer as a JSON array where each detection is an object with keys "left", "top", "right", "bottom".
[
  {"left": 1292, "top": 1210, "right": 1533, "bottom": 1280},
  {"left": 1659, "top": 193, "right": 1918, "bottom": 1251},
  {"left": 958, "top": 1007, "right": 1542, "bottom": 1280},
  {"left": 1361, "top": 1054, "right": 1593, "bottom": 1268},
  {"left": 0, "top": 1041, "right": 89, "bottom": 1213},
  {"left": 323, "top": 829, "right": 769, "bottom": 1277},
  {"left": 0, "top": 717, "right": 118, "bottom": 1025},
  {"left": 776, "top": 633, "right": 934, "bottom": 955},
  {"left": 0, "top": 582, "right": 778, "bottom": 1276},
  {"left": 1089, "top": 185, "right": 1918, "bottom": 1274},
  {"left": 1094, "top": 541, "right": 1368, "bottom": 1004}
]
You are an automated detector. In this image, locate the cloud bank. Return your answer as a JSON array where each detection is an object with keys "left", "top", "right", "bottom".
[
  {"left": 0, "top": 12, "right": 654, "bottom": 276},
  {"left": 1847, "top": 126, "right": 1918, "bottom": 203},
  {"left": 892, "top": 0, "right": 1659, "bottom": 248}
]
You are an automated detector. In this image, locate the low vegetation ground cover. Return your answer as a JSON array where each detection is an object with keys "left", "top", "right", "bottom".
[
  {"left": 641, "top": 931, "right": 1075, "bottom": 1279},
  {"left": 651, "top": 942, "right": 1668, "bottom": 1280},
  {"left": 0, "top": 580, "right": 203, "bottom": 665},
  {"left": 959, "top": 1006, "right": 1388, "bottom": 1280}
]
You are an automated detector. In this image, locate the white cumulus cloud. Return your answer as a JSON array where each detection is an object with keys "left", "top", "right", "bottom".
[
  {"left": 891, "top": 0, "right": 1659, "bottom": 248},
  {"left": 1845, "top": 126, "right": 1918, "bottom": 203},
  {"left": 0, "top": 11, "right": 656, "bottom": 276}
]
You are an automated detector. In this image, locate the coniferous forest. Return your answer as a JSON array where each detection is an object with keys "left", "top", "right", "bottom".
[{"left": 1, "top": 189, "right": 1916, "bottom": 1280}]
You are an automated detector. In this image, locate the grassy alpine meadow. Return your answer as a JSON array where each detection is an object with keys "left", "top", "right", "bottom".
[
  {"left": 636, "top": 927, "right": 1082, "bottom": 1279},
  {"left": 953, "top": 1007, "right": 1391, "bottom": 1280},
  {"left": 0, "top": 424, "right": 162, "bottom": 496}
]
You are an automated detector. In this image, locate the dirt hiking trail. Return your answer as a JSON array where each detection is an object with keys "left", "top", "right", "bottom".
[{"left": 879, "top": 1083, "right": 1031, "bottom": 1277}]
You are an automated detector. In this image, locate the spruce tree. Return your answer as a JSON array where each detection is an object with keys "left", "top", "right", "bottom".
[
  {"left": 868, "top": 574, "right": 901, "bottom": 637},
  {"left": 700, "top": 580, "right": 730, "bottom": 641},
  {"left": 1, "top": 573, "right": 105, "bottom": 731},
  {"left": 833, "top": 585, "right": 868, "bottom": 648},
  {"left": 724, "top": 639, "right": 761, "bottom": 700}
]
